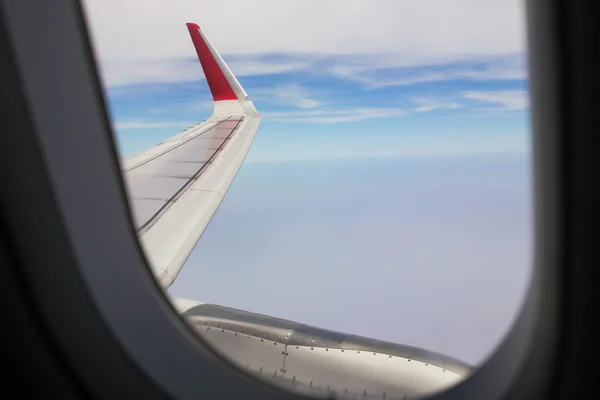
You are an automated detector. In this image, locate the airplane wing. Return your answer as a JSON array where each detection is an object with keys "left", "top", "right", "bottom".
[{"left": 121, "top": 23, "right": 261, "bottom": 288}]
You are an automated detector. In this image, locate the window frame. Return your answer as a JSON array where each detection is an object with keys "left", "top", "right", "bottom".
[{"left": 0, "top": 0, "right": 593, "bottom": 399}]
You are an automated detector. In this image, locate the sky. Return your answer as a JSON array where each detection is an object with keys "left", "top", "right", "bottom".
[{"left": 81, "top": 0, "right": 533, "bottom": 367}]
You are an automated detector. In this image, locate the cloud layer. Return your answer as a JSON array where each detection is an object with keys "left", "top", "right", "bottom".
[
  {"left": 83, "top": 0, "right": 525, "bottom": 57},
  {"left": 169, "top": 155, "right": 533, "bottom": 365},
  {"left": 82, "top": 0, "right": 527, "bottom": 87},
  {"left": 462, "top": 90, "right": 529, "bottom": 110}
]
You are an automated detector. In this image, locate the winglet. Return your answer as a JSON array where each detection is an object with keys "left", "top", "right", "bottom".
[{"left": 186, "top": 22, "right": 257, "bottom": 117}]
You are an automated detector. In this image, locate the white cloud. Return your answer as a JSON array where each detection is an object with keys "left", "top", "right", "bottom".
[
  {"left": 258, "top": 96, "right": 462, "bottom": 124},
  {"left": 82, "top": 0, "right": 525, "bottom": 57},
  {"left": 114, "top": 120, "right": 197, "bottom": 129},
  {"left": 331, "top": 68, "right": 450, "bottom": 87},
  {"left": 264, "top": 107, "right": 407, "bottom": 123},
  {"left": 226, "top": 60, "right": 309, "bottom": 77},
  {"left": 364, "top": 66, "right": 526, "bottom": 87},
  {"left": 462, "top": 90, "right": 529, "bottom": 111},
  {"left": 411, "top": 98, "right": 460, "bottom": 112},
  {"left": 369, "top": 73, "right": 452, "bottom": 87},
  {"left": 253, "top": 83, "right": 322, "bottom": 109},
  {"left": 148, "top": 100, "right": 214, "bottom": 114},
  {"left": 329, "top": 54, "right": 527, "bottom": 88},
  {"left": 453, "top": 66, "right": 527, "bottom": 81},
  {"left": 82, "top": 0, "right": 526, "bottom": 86},
  {"left": 99, "top": 59, "right": 201, "bottom": 87},
  {"left": 99, "top": 57, "right": 309, "bottom": 87}
]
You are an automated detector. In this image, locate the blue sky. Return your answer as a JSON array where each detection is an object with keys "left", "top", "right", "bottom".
[
  {"left": 83, "top": 0, "right": 532, "bottom": 366},
  {"left": 106, "top": 55, "right": 529, "bottom": 160}
]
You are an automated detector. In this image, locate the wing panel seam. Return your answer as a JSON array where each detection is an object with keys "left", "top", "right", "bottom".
[
  {"left": 125, "top": 117, "right": 230, "bottom": 172},
  {"left": 136, "top": 117, "right": 244, "bottom": 234}
]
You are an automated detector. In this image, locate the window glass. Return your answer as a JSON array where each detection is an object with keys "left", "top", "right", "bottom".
[{"left": 82, "top": 1, "right": 531, "bottom": 398}]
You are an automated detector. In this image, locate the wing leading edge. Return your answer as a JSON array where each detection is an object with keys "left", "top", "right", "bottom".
[{"left": 122, "top": 23, "right": 261, "bottom": 288}]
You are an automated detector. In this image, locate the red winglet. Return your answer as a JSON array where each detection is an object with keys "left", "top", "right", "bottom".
[{"left": 186, "top": 22, "right": 238, "bottom": 101}]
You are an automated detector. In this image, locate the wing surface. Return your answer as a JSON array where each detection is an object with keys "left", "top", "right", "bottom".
[{"left": 121, "top": 23, "right": 261, "bottom": 288}]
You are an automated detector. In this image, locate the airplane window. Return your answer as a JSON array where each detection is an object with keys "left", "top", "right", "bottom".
[{"left": 81, "top": 0, "right": 531, "bottom": 398}]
